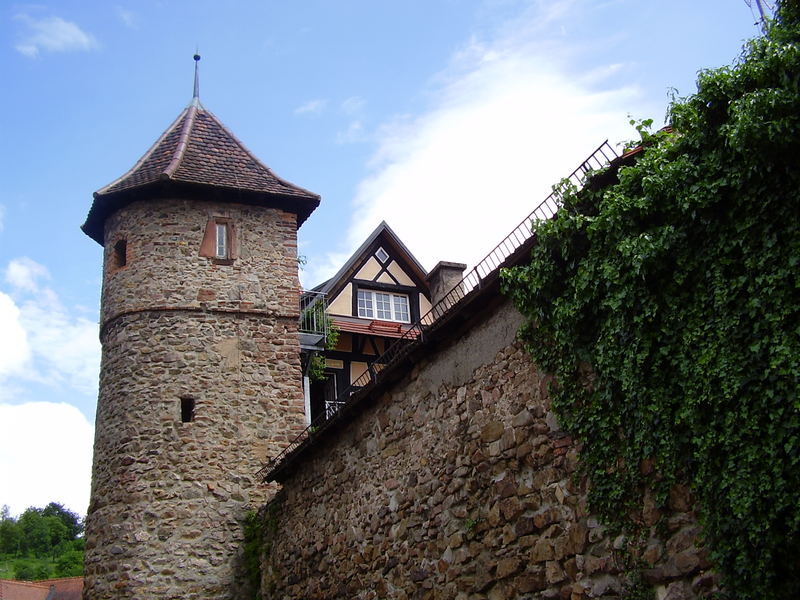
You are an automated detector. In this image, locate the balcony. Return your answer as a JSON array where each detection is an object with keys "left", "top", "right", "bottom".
[{"left": 298, "top": 290, "right": 328, "bottom": 351}]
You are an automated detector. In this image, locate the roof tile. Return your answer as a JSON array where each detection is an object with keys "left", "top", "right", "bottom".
[{"left": 83, "top": 101, "right": 319, "bottom": 244}]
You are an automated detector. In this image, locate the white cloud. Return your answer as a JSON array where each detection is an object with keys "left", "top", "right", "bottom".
[
  {"left": 293, "top": 99, "right": 327, "bottom": 116},
  {"left": 0, "top": 402, "right": 93, "bottom": 517},
  {"left": 0, "top": 258, "right": 99, "bottom": 518},
  {"left": 336, "top": 120, "right": 366, "bottom": 145},
  {"left": 14, "top": 14, "right": 97, "bottom": 58},
  {"left": 0, "top": 292, "right": 31, "bottom": 378},
  {"left": 1, "top": 258, "right": 100, "bottom": 396},
  {"left": 307, "top": 2, "right": 647, "bottom": 286},
  {"left": 116, "top": 6, "right": 138, "bottom": 29},
  {"left": 6, "top": 257, "right": 50, "bottom": 292},
  {"left": 18, "top": 289, "right": 101, "bottom": 395},
  {"left": 341, "top": 96, "right": 366, "bottom": 115}
]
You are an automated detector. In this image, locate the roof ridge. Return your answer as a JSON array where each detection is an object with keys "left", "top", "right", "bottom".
[
  {"left": 85, "top": 99, "right": 321, "bottom": 245},
  {"left": 162, "top": 104, "right": 199, "bottom": 179},
  {"left": 318, "top": 221, "right": 429, "bottom": 296},
  {"left": 94, "top": 107, "right": 189, "bottom": 196},
  {"left": 0, "top": 578, "right": 49, "bottom": 587}
]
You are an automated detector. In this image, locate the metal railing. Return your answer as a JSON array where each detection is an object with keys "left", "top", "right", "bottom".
[
  {"left": 299, "top": 290, "right": 328, "bottom": 337},
  {"left": 259, "top": 140, "right": 618, "bottom": 480}
]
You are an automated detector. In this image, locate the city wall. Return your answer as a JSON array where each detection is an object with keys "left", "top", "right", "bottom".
[{"left": 261, "top": 299, "right": 716, "bottom": 599}]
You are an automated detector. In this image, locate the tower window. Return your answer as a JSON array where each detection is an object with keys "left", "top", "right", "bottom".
[
  {"left": 113, "top": 239, "right": 127, "bottom": 269},
  {"left": 200, "top": 217, "right": 234, "bottom": 262},
  {"left": 180, "top": 397, "right": 195, "bottom": 423},
  {"left": 215, "top": 223, "right": 228, "bottom": 258}
]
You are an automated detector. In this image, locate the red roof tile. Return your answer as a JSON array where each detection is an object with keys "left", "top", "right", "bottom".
[
  {"left": 83, "top": 101, "right": 320, "bottom": 244},
  {"left": 0, "top": 577, "right": 84, "bottom": 600},
  {"left": 331, "top": 317, "right": 420, "bottom": 339},
  {"left": 0, "top": 579, "right": 50, "bottom": 600},
  {"left": 42, "top": 577, "right": 83, "bottom": 600}
]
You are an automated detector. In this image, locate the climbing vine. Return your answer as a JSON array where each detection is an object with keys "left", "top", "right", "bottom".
[
  {"left": 243, "top": 501, "right": 282, "bottom": 600},
  {"left": 501, "top": 4, "right": 799, "bottom": 598},
  {"left": 308, "top": 321, "right": 340, "bottom": 382},
  {"left": 243, "top": 510, "right": 265, "bottom": 599}
]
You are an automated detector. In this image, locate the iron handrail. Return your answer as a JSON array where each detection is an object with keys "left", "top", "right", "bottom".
[{"left": 259, "top": 140, "right": 618, "bottom": 480}]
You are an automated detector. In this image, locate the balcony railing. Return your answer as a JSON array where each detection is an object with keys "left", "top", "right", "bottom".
[{"left": 299, "top": 290, "right": 328, "bottom": 350}]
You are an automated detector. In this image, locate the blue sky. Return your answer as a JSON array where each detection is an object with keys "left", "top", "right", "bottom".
[{"left": 0, "top": 1, "right": 767, "bottom": 517}]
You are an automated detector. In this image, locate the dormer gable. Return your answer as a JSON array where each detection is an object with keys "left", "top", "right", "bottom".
[{"left": 317, "top": 222, "right": 431, "bottom": 326}]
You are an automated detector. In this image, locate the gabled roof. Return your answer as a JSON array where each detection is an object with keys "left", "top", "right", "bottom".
[
  {"left": 317, "top": 221, "right": 429, "bottom": 300},
  {"left": 82, "top": 99, "right": 320, "bottom": 244},
  {"left": 0, "top": 577, "right": 82, "bottom": 600}
]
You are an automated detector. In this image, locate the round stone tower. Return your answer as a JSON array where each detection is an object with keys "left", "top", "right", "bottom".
[{"left": 81, "top": 77, "right": 318, "bottom": 598}]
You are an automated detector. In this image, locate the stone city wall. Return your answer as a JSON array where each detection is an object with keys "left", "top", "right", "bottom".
[{"left": 262, "top": 300, "right": 716, "bottom": 599}]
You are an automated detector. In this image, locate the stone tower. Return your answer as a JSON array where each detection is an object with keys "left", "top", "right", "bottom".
[{"left": 81, "top": 71, "right": 318, "bottom": 598}]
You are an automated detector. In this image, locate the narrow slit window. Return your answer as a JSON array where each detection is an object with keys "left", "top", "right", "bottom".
[
  {"left": 215, "top": 223, "right": 228, "bottom": 258},
  {"left": 113, "top": 239, "right": 127, "bottom": 269},
  {"left": 180, "top": 397, "right": 195, "bottom": 423}
]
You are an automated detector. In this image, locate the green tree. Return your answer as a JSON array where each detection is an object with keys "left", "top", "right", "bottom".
[
  {"left": 43, "top": 516, "right": 68, "bottom": 560},
  {"left": 0, "top": 506, "right": 21, "bottom": 555},
  {"left": 13, "top": 558, "right": 50, "bottom": 581},
  {"left": 18, "top": 509, "right": 50, "bottom": 558},
  {"left": 42, "top": 502, "right": 83, "bottom": 540},
  {"left": 502, "top": 2, "right": 800, "bottom": 598},
  {"left": 54, "top": 549, "right": 84, "bottom": 577},
  {"left": 70, "top": 536, "right": 86, "bottom": 552}
]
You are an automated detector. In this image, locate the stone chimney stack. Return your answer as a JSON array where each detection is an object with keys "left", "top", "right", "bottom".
[{"left": 427, "top": 261, "right": 467, "bottom": 307}]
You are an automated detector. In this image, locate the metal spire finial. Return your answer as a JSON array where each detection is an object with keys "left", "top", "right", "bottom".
[{"left": 192, "top": 52, "right": 201, "bottom": 103}]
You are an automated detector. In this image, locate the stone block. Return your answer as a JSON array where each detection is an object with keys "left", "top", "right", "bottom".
[
  {"left": 516, "top": 569, "right": 548, "bottom": 593},
  {"left": 496, "top": 557, "right": 522, "bottom": 579},
  {"left": 481, "top": 421, "right": 505, "bottom": 443},
  {"left": 545, "top": 560, "right": 566, "bottom": 584},
  {"left": 499, "top": 497, "right": 523, "bottom": 521},
  {"left": 531, "top": 539, "right": 554, "bottom": 563}
]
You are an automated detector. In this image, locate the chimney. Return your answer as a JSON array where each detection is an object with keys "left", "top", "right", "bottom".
[{"left": 427, "top": 261, "right": 467, "bottom": 307}]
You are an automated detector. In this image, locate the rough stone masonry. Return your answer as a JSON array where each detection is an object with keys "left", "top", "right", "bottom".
[
  {"left": 83, "top": 199, "right": 307, "bottom": 599},
  {"left": 262, "top": 300, "right": 717, "bottom": 600}
]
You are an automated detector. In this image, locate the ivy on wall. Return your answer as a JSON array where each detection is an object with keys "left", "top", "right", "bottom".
[
  {"left": 501, "top": 3, "right": 799, "bottom": 598},
  {"left": 243, "top": 501, "right": 281, "bottom": 600}
]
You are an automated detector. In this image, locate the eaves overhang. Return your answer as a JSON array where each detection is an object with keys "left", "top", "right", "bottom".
[{"left": 82, "top": 179, "right": 319, "bottom": 245}]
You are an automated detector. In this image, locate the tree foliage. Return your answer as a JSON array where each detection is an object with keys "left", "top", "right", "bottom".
[
  {"left": 0, "top": 502, "right": 84, "bottom": 579},
  {"left": 41, "top": 502, "right": 83, "bottom": 541},
  {"left": 54, "top": 550, "right": 85, "bottom": 577},
  {"left": 501, "top": 3, "right": 800, "bottom": 597},
  {"left": 13, "top": 559, "right": 50, "bottom": 581}
]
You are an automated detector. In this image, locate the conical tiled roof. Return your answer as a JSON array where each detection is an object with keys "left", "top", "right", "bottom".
[{"left": 82, "top": 100, "right": 320, "bottom": 244}]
